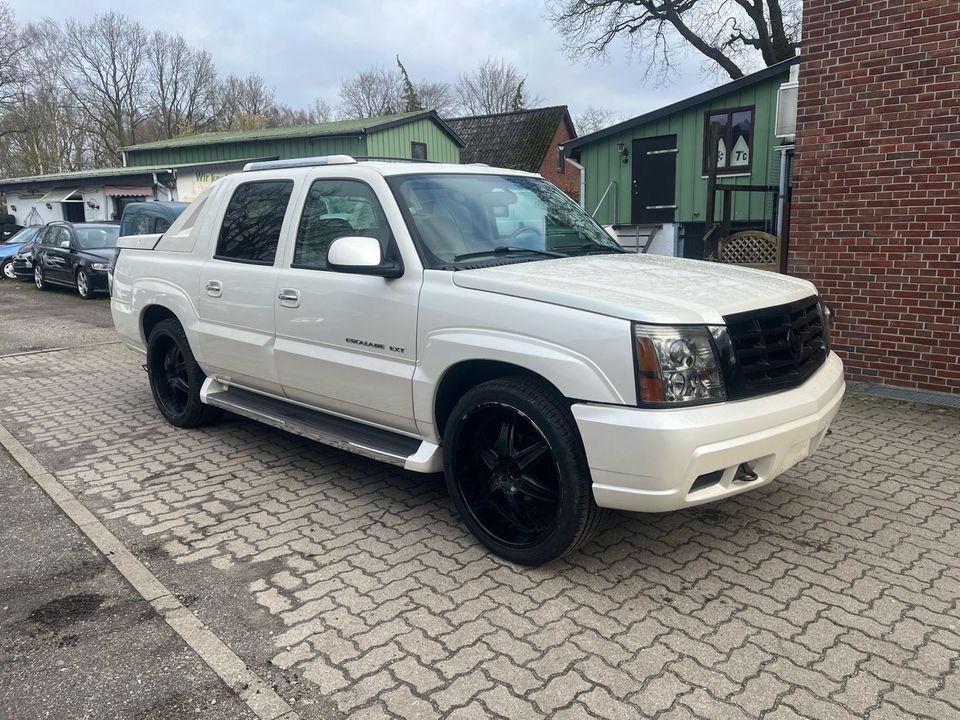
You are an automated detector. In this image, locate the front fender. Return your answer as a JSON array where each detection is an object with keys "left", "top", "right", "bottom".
[{"left": 414, "top": 328, "right": 631, "bottom": 441}]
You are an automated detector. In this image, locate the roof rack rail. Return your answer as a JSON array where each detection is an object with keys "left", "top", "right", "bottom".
[
  {"left": 243, "top": 155, "right": 357, "bottom": 172},
  {"left": 354, "top": 156, "right": 439, "bottom": 164}
]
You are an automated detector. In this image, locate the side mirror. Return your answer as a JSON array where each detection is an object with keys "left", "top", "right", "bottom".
[
  {"left": 60, "top": 239, "right": 71, "bottom": 249},
  {"left": 326, "top": 236, "right": 402, "bottom": 278}
]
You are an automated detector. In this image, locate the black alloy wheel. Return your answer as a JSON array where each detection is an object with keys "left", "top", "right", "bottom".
[
  {"left": 146, "top": 318, "right": 220, "bottom": 428},
  {"left": 443, "top": 377, "right": 605, "bottom": 565},
  {"left": 76, "top": 268, "right": 92, "bottom": 299},
  {"left": 455, "top": 405, "right": 560, "bottom": 550}
]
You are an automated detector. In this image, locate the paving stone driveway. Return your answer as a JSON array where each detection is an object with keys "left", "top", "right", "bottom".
[{"left": 1, "top": 339, "right": 958, "bottom": 719}]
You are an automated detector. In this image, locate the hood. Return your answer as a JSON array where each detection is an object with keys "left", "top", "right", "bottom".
[
  {"left": 452, "top": 253, "right": 818, "bottom": 325},
  {"left": 79, "top": 247, "right": 115, "bottom": 262},
  {"left": 0, "top": 242, "right": 26, "bottom": 258}
]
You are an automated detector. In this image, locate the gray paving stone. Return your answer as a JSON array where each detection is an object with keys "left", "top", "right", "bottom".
[{"left": 1, "top": 331, "right": 958, "bottom": 719}]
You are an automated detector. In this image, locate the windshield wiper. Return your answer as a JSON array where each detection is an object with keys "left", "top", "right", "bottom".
[
  {"left": 551, "top": 243, "right": 629, "bottom": 254},
  {"left": 454, "top": 245, "right": 566, "bottom": 262}
]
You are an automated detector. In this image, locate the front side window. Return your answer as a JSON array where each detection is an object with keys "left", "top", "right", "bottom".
[
  {"left": 387, "top": 173, "right": 624, "bottom": 268},
  {"left": 215, "top": 180, "right": 294, "bottom": 264},
  {"left": 293, "top": 179, "right": 393, "bottom": 270},
  {"left": 703, "top": 107, "right": 754, "bottom": 175},
  {"left": 411, "top": 142, "right": 428, "bottom": 161},
  {"left": 41, "top": 226, "right": 60, "bottom": 246}
]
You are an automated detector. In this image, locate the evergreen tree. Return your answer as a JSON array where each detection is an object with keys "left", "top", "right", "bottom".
[{"left": 396, "top": 55, "right": 422, "bottom": 112}]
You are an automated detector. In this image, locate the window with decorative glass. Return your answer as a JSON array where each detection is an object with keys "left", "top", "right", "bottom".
[{"left": 702, "top": 107, "right": 754, "bottom": 175}]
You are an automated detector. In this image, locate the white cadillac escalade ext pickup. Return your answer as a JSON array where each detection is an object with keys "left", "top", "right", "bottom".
[{"left": 111, "top": 156, "right": 845, "bottom": 565}]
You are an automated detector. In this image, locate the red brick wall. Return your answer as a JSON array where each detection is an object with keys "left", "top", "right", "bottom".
[
  {"left": 789, "top": 0, "right": 960, "bottom": 391},
  {"left": 540, "top": 121, "right": 580, "bottom": 201}
]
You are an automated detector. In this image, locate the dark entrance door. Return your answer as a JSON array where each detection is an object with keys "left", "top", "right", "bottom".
[
  {"left": 631, "top": 136, "right": 677, "bottom": 224},
  {"left": 62, "top": 201, "right": 85, "bottom": 223}
]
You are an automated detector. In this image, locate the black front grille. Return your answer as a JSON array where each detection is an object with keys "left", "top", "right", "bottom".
[{"left": 723, "top": 296, "right": 828, "bottom": 399}]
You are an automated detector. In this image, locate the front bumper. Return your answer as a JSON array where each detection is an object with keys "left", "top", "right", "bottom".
[
  {"left": 87, "top": 269, "right": 109, "bottom": 292},
  {"left": 12, "top": 259, "right": 32, "bottom": 279},
  {"left": 573, "top": 352, "right": 845, "bottom": 513}
]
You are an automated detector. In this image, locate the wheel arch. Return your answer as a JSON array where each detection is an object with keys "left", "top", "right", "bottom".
[
  {"left": 141, "top": 304, "right": 181, "bottom": 345},
  {"left": 433, "top": 359, "right": 567, "bottom": 441}
]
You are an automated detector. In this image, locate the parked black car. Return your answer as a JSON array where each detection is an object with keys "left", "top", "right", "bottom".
[
  {"left": 11, "top": 233, "right": 42, "bottom": 281},
  {"left": 33, "top": 222, "right": 120, "bottom": 299}
]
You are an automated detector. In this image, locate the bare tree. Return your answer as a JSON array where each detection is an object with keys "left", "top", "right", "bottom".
[
  {"left": 338, "top": 66, "right": 402, "bottom": 119},
  {"left": 417, "top": 81, "right": 457, "bottom": 116},
  {"left": 0, "top": 1, "right": 27, "bottom": 113},
  {"left": 307, "top": 98, "right": 333, "bottom": 124},
  {"left": 454, "top": 58, "right": 539, "bottom": 115},
  {"left": 265, "top": 103, "right": 312, "bottom": 127},
  {"left": 61, "top": 12, "right": 150, "bottom": 162},
  {"left": 216, "top": 73, "right": 276, "bottom": 130},
  {"left": 147, "top": 32, "right": 218, "bottom": 138},
  {"left": 0, "top": 22, "right": 94, "bottom": 175},
  {"left": 548, "top": 0, "right": 800, "bottom": 83},
  {"left": 574, "top": 106, "right": 617, "bottom": 135}
]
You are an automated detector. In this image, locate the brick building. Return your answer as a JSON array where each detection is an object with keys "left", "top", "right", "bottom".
[
  {"left": 447, "top": 106, "right": 580, "bottom": 200},
  {"left": 789, "top": 0, "right": 960, "bottom": 392}
]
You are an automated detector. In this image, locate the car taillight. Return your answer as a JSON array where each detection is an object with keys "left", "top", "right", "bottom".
[{"left": 110, "top": 247, "right": 121, "bottom": 270}]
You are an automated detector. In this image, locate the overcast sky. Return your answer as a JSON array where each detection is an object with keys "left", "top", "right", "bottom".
[{"left": 13, "top": 0, "right": 731, "bottom": 124}]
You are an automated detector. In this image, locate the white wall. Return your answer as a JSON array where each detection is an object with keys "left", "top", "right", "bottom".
[
  {"left": 648, "top": 223, "right": 678, "bottom": 257},
  {"left": 3, "top": 186, "right": 145, "bottom": 225},
  {"left": 4, "top": 193, "right": 64, "bottom": 225},
  {"left": 4, "top": 186, "right": 116, "bottom": 225},
  {"left": 82, "top": 188, "right": 108, "bottom": 221},
  {"left": 176, "top": 162, "right": 247, "bottom": 202}
]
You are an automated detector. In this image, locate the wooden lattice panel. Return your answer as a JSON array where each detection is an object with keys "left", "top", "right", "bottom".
[{"left": 719, "top": 230, "right": 781, "bottom": 272}]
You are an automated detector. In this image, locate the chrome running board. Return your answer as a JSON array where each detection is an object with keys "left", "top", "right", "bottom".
[{"left": 200, "top": 379, "right": 440, "bottom": 472}]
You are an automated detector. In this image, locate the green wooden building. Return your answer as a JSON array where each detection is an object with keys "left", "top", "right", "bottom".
[
  {"left": 121, "top": 110, "right": 464, "bottom": 200},
  {"left": 565, "top": 58, "right": 798, "bottom": 258}
]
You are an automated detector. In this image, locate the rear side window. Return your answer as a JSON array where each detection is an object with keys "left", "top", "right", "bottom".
[
  {"left": 215, "top": 180, "right": 294, "bottom": 264},
  {"left": 293, "top": 179, "right": 392, "bottom": 270}
]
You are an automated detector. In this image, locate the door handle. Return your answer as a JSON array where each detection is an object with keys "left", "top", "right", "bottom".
[
  {"left": 278, "top": 288, "right": 300, "bottom": 307},
  {"left": 206, "top": 280, "right": 222, "bottom": 297}
]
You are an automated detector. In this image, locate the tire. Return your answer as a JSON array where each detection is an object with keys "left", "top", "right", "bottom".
[
  {"left": 443, "top": 376, "right": 606, "bottom": 565},
  {"left": 1, "top": 259, "right": 14, "bottom": 280},
  {"left": 76, "top": 268, "right": 92, "bottom": 299},
  {"left": 34, "top": 264, "right": 47, "bottom": 290},
  {"left": 146, "top": 318, "right": 221, "bottom": 428}
]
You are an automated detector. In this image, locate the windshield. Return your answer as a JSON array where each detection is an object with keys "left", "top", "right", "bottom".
[
  {"left": 387, "top": 174, "right": 623, "bottom": 268},
  {"left": 4, "top": 226, "right": 38, "bottom": 245},
  {"left": 75, "top": 226, "right": 119, "bottom": 250}
]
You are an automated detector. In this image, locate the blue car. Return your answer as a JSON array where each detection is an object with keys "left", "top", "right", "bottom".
[{"left": 0, "top": 226, "right": 41, "bottom": 280}]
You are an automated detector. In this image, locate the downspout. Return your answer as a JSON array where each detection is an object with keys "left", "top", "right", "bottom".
[{"left": 565, "top": 157, "right": 585, "bottom": 209}]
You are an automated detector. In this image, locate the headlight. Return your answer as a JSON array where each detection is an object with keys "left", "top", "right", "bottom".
[
  {"left": 91, "top": 262, "right": 110, "bottom": 271},
  {"left": 818, "top": 300, "right": 834, "bottom": 348},
  {"left": 633, "top": 323, "right": 726, "bottom": 405}
]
